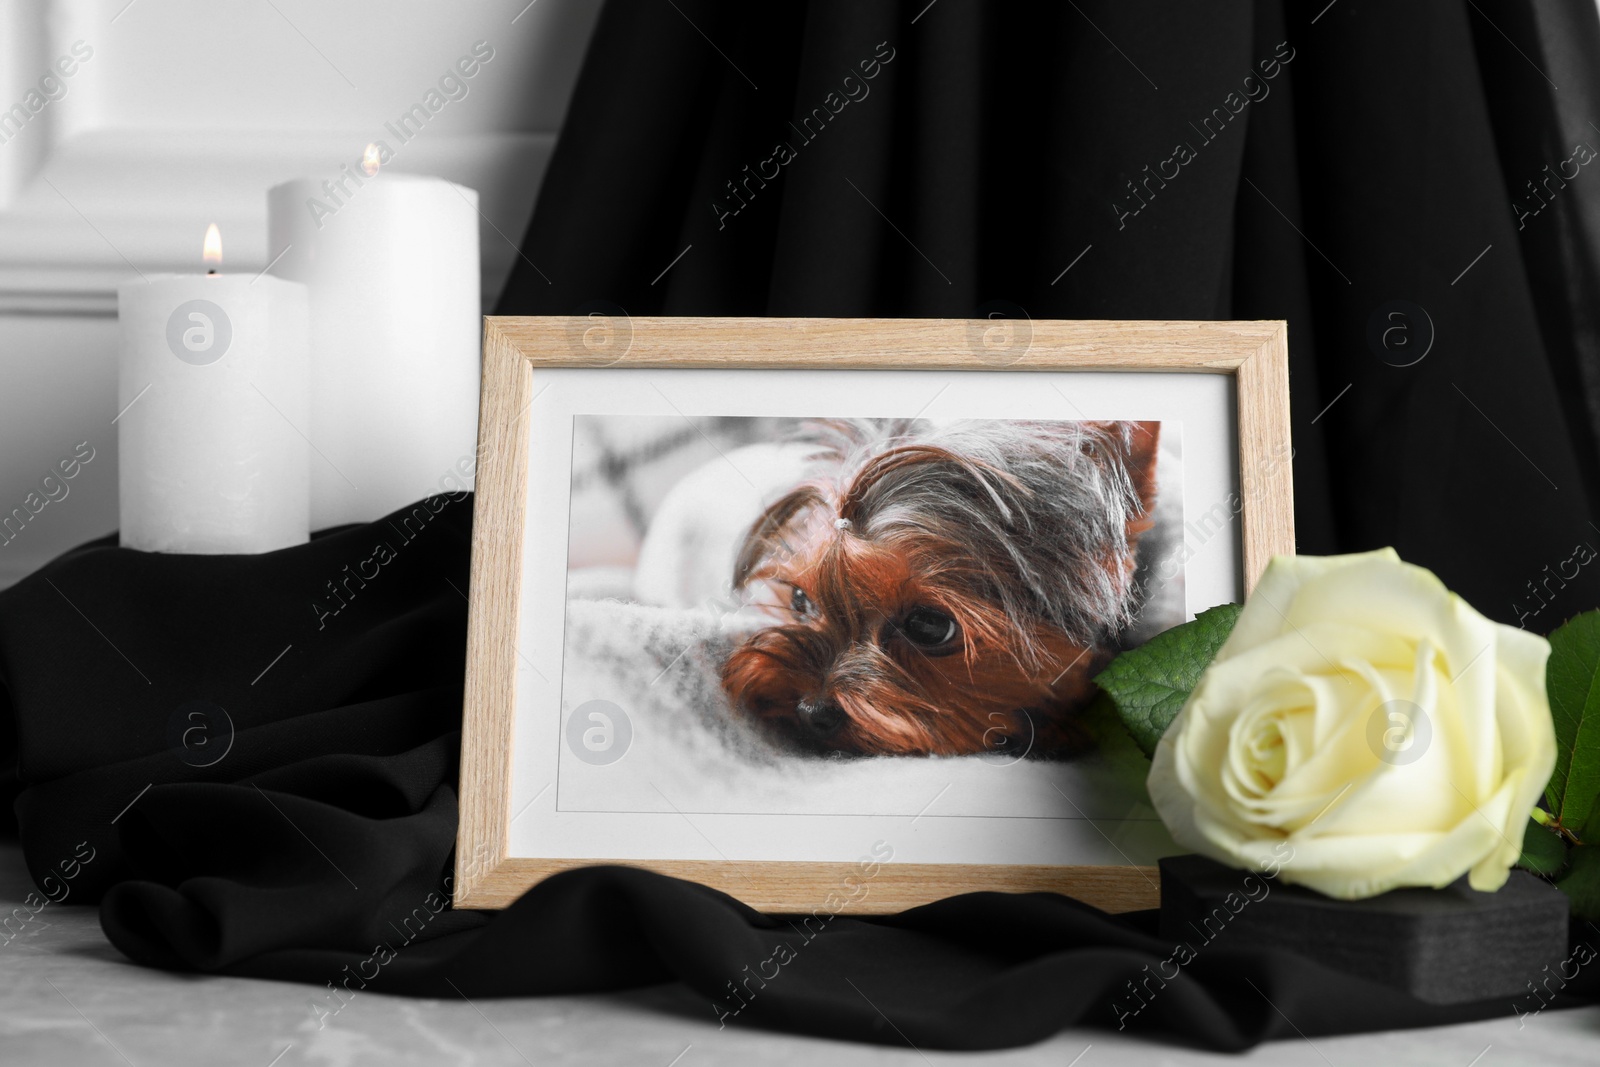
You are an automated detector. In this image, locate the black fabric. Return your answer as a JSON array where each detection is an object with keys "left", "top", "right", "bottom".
[
  {"left": 500, "top": 0, "right": 1600, "bottom": 629},
  {"left": 8, "top": 0, "right": 1600, "bottom": 1054},
  {"left": 2, "top": 496, "right": 1594, "bottom": 1053}
]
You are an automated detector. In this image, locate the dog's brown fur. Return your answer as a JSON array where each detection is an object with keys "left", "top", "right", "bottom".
[{"left": 721, "top": 419, "right": 1161, "bottom": 757}]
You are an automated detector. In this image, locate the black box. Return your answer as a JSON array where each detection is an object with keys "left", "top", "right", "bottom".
[{"left": 1158, "top": 854, "right": 1570, "bottom": 1004}]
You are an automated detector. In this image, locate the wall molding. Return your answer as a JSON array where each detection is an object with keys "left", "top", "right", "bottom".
[
  {"left": 0, "top": 129, "right": 556, "bottom": 314},
  {"left": 0, "top": 0, "right": 598, "bottom": 315}
]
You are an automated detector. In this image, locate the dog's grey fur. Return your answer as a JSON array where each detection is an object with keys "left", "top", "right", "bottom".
[{"left": 779, "top": 418, "right": 1152, "bottom": 666}]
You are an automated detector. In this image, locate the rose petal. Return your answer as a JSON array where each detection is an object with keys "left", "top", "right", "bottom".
[
  {"left": 1146, "top": 549, "right": 1557, "bottom": 901},
  {"left": 1215, "top": 549, "right": 1401, "bottom": 661}
]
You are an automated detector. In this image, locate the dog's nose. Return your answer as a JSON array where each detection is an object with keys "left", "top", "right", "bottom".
[{"left": 796, "top": 697, "right": 845, "bottom": 737}]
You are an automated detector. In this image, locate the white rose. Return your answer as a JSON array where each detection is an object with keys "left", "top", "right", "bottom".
[{"left": 1148, "top": 548, "right": 1556, "bottom": 898}]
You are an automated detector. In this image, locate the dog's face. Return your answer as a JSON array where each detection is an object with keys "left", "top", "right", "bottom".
[{"left": 720, "top": 419, "right": 1161, "bottom": 757}]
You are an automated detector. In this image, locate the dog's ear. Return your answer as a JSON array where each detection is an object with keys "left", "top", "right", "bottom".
[
  {"left": 1121, "top": 421, "right": 1161, "bottom": 519},
  {"left": 733, "top": 485, "right": 824, "bottom": 588},
  {"left": 1086, "top": 421, "right": 1161, "bottom": 541}
]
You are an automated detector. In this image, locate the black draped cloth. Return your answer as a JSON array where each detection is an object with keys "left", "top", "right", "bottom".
[
  {"left": 6, "top": 0, "right": 1600, "bottom": 1053},
  {"left": 5, "top": 497, "right": 1593, "bottom": 1051},
  {"left": 501, "top": 0, "right": 1600, "bottom": 625}
]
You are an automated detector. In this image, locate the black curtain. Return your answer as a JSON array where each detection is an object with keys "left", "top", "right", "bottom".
[
  {"left": 4, "top": 0, "right": 1600, "bottom": 1054},
  {"left": 499, "top": 0, "right": 1600, "bottom": 630}
]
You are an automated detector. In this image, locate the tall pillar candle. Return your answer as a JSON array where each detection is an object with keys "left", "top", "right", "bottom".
[
  {"left": 117, "top": 271, "right": 310, "bottom": 553},
  {"left": 268, "top": 171, "right": 481, "bottom": 529}
]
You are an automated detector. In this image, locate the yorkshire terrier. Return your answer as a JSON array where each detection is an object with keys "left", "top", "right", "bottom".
[{"left": 720, "top": 418, "right": 1162, "bottom": 758}]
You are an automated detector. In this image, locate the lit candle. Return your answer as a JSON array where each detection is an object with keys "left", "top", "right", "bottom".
[
  {"left": 117, "top": 225, "right": 311, "bottom": 553},
  {"left": 268, "top": 154, "right": 481, "bottom": 529}
]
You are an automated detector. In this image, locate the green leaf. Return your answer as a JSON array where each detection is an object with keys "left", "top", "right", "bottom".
[
  {"left": 1517, "top": 818, "right": 1570, "bottom": 878},
  {"left": 1076, "top": 690, "right": 1157, "bottom": 806},
  {"left": 1543, "top": 610, "right": 1600, "bottom": 830},
  {"left": 1557, "top": 845, "right": 1600, "bottom": 921},
  {"left": 1094, "top": 603, "right": 1243, "bottom": 758}
]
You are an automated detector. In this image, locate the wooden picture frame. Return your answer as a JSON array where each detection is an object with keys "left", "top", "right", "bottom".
[{"left": 456, "top": 316, "right": 1294, "bottom": 914}]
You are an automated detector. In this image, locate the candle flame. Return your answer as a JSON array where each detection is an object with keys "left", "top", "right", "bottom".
[
  {"left": 361, "top": 143, "right": 381, "bottom": 177},
  {"left": 202, "top": 223, "right": 222, "bottom": 267}
]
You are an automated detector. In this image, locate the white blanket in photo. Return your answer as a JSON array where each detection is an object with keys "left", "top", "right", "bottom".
[{"left": 555, "top": 597, "right": 1165, "bottom": 837}]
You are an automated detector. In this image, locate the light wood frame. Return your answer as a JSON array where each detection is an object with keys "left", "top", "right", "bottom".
[{"left": 456, "top": 317, "right": 1294, "bottom": 913}]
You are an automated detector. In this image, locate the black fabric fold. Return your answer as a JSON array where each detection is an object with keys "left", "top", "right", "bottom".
[
  {"left": 0, "top": 495, "right": 1588, "bottom": 1052},
  {"left": 1, "top": 493, "right": 476, "bottom": 902},
  {"left": 499, "top": 0, "right": 1600, "bottom": 626},
  {"left": 103, "top": 845, "right": 1587, "bottom": 1052}
]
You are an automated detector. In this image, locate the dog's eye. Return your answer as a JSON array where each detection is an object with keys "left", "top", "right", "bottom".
[
  {"left": 900, "top": 607, "right": 959, "bottom": 650},
  {"left": 790, "top": 585, "right": 811, "bottom": 615}
]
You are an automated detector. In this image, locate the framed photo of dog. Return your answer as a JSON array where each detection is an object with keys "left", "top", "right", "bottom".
[{"left": 455, "top": 316, "right": 1293, "bottom": 914}]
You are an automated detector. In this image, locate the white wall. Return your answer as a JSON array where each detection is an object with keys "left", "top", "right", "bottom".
[{"left": 0, "top": 0, "right": 603, "bottom": 586}]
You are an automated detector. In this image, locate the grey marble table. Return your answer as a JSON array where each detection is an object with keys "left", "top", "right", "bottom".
[{"left": 1, "top": 843, "right": 1596, "bottom": 1066}]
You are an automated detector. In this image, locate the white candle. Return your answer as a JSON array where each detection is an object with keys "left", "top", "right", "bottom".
[
  {"left": 117, "top": 227, "right": 310, "bottom": 553},
  {"left": 267, "top": 167, "right": 481, "bottom": 529}
]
